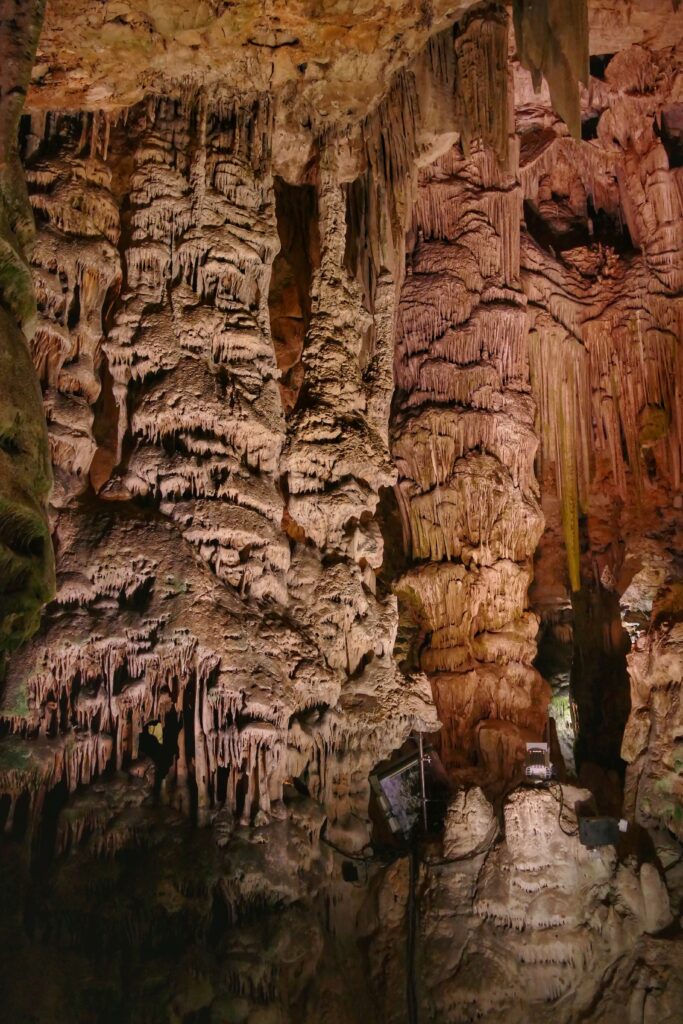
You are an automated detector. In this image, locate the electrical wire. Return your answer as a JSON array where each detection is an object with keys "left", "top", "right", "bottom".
[
  {"left": 406, "top": 840, "right": 419, "bottom": 1024},
  {"left": 324, "top": 742, "right": 582, "bottom": 1024},
  {"left": 320, "top": 826, "right": 402, "bottom": 864},
  {"left": 319, "top": 832, "right": 381, "bottom": 862},
  {"left": 549, "top": 780, "right": 580, "bottom": 837},
  {"left": 422, "top": 836, "right": 497, "bottom": 867},
  {"left": 323, "top": 772, "right": 573, "bottom": 1024},
  {"left": 321, "top": 825, "right": 420, "bottom": 1022}
]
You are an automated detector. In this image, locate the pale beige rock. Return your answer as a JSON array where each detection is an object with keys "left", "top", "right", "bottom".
[{"left": 443, "top": 784, "right": 498, "bottom": 858}]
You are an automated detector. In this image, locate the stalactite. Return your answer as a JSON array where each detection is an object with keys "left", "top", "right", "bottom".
[
  {"left": 528, "top": 320, "right": 590, "bottom": 591},
  {"left": 513, "top": 0, "right": 589, "bottom": 139},
  {"left": 22, "top": 113, "right": 122, "bottom": 504},
  {"left": 1, "top": 7, "right": 683, "bottom": 1022},
  {"left": 524, "top": 149, "right": 683, "bottom": 585},
  {"left": 455, "top": 3, "right": 510, "bottom": 166},
  {"left": 344, "top": 6, "right": 511, "bottom": 297}
]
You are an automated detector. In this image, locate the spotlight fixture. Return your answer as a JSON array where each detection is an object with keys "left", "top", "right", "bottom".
[
  {"left": 524, "top": 741, "right": 553, "bottom": 781},
  {"left": 370, "top": 735, "right": 449, "bottom": 838}
]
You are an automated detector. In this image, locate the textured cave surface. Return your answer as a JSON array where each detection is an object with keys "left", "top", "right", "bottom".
[{"left": 1, "top": 1, "right": 683, "bottom": 1022}]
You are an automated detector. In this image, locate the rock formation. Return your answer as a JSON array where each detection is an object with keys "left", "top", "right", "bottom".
[
  {"left": 369, "top": 785, "right": 680, "bottom": 1023},
  {"left": 1, "top": 2, "right": 683, "bottom": 1023},
  {"left": 393, "top": 142, "right": 548, "bottom": 786},
  {"left": 0, "top": 0, "right": 54, "bottom": 657}
]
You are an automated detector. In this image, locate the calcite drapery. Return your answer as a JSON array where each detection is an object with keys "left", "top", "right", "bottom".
[
  {"left": 24, "top": 111, "right": 122, "bottom": 504},
  {"left": 369, "top": 784, "right": 677, "bottom": 1023},
  {"left": 521, "top": 46, "right": 683, "bottom": 590},
  {"left": 517, "top": 41, "right": 683, "bottom": 848},
  {"left": 1, "top": 91, "right": 439, "bottom": 850},
  {"left": 513, "top": 0, "right": 589, "bottom": 138}
]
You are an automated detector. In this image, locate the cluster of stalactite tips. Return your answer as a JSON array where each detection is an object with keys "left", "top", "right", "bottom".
[{"left": 1, "top": 1, "right": 683, "bottom": 1022}]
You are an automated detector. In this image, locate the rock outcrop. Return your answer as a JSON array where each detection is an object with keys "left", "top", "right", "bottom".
[
  {"left": 369, "top": 785, "right": 680, "bottom": 1023},
  {"left": 0, "top": 0, "right": 54, "bottom": 657}
]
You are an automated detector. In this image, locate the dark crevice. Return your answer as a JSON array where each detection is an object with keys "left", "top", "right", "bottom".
[
  {"left": 375, "top": 485, "right": 411, "bottom": 592},
  {"left": 570, "top": 579, "right": 631, "bottom": 815},
  {"left": 589, "top": 54, "right": 614, "bottom": 80},
  {"left": 524, "top": 198, "right": 588, "bottom": 254},
  {"left": 524, "top": 195, "right": 635, "bottom": 257},
  {"left": 89, "top": 347, "right": 121, "bottom": 494},
  {"left": 182, "top": 681, "right": 199, "bottom": 824},
  {"left": 268, "top": 176, "right": 319, "bottom": 416},
  {"left": 344, "top": 171, "right": 377, "bottom": 314},
  {"left": 139, "top": 711, "right": 180, "bottom": 796},
  {"left": 658, "top": 104, "right": 683, "bottom": 169},
  {"left": 34, "top": 778, "right": 69, "bottom": 867},
  {"left": 581, "top": 114, "right": 600, "bottom": 141},
  {"left": 66, "top": 281, "right": 80, "bottom": 330},
  {"left": 588, "top": 197, "right": 636, "bottom": 254}
]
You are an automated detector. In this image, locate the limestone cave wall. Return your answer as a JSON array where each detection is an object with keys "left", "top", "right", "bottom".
[{"left": 1, "top": 3, "right": 683, "bottom": 1023}]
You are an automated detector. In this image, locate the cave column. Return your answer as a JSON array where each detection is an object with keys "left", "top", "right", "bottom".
[{"left": 393, "top": 144, "right": 548, "bottom": 787}]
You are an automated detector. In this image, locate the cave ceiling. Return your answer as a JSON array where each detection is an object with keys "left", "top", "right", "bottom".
[{"left": 30, "top": 2, "right": 683, "bottom": 121}]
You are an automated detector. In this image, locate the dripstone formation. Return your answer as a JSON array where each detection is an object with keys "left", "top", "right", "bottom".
[{"left": 1, "top": 3, "right": 683, "bottom": 1022}]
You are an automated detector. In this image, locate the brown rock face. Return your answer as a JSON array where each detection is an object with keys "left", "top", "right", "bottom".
[
  {"left": 1, "top": 3, "right": 683, "bottom": 1023},
  {"left": 0, "top": 0, "right": 54, "bottom": 656}
]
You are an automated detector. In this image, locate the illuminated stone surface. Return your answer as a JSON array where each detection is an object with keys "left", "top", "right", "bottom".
[{"left": 1, "top": 3, "right": 683, "bottom": 1021}]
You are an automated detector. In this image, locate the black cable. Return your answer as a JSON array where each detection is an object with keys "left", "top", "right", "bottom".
[
  {"left": 406, "top": 839, "right": 419, "bottom": 1024},
  {"left": 422, "top": 839, "right": 495, "bottom": 867},
  {"left": 319, "top": 825, "right": 403, "bottom": 864},
  {"left": 423, "top": 780, "right": 581, "bottom": 864},
  {"left": 319, "top": 831, "right": 380, "bottom": 862},
  {"left": 549, "top": 780, "right": 580, "bottom": 837}
]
